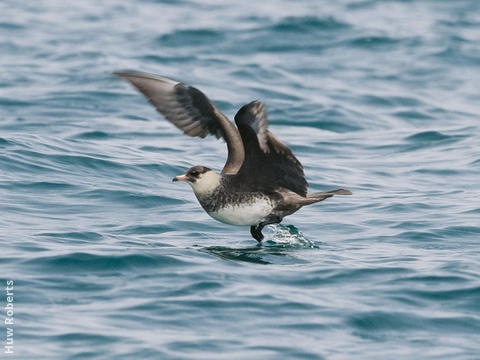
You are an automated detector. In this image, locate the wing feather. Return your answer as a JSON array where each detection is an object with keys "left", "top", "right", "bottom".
[
  {"left": 115, "top": 71, "right": 244, "bottom": 174},
  {"left": 234, "top": 101, "right": 308, "bottom": 196}
]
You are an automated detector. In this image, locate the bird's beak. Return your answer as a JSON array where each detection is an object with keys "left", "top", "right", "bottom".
[{"left": 172, "top": 174, "right": 188, "bottom": 182}]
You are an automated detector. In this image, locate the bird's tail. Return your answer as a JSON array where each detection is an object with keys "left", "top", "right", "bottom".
[{"left": 301, "top": 189, "right": 352, "bottom": 205}]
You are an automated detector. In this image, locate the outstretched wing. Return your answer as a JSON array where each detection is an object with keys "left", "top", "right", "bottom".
[
  {"left": 115, "top": 71, "right": 244, "bottom": 175},
  {"left": 234, "top": 101, "right": 308, "bottom": 196}
]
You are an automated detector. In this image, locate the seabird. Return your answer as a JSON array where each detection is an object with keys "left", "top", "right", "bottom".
[{"left": 115, "top": 71, "right": 351, "bottom": 242}]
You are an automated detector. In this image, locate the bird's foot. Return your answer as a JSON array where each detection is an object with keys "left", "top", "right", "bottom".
[
  {"left": 250, "top": 225, "right": 264, "bottom": 242},
  {"left": 250, "top": 216, "right": 283, "bottom": 242}
]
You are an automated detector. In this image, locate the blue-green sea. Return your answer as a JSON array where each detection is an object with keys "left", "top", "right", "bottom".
[{"left": 1, "top": 0, "right": 480, "bottom": 359}]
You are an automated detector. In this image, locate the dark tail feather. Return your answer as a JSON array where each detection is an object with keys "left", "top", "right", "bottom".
[
  {"left": 314, "top": 189, "right": 352, "bottom": 196},
  {"left": 302, "top": 188, "right": 352, "bottom": 205}
]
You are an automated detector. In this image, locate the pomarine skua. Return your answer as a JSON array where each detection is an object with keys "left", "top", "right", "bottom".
[{"left": 115, "top": 71, "right": 351, "bottom": 242}]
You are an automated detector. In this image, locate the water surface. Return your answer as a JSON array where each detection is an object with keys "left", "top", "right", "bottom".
[{"left": 1, "top": 0, "right": 479, "bottom": 359}]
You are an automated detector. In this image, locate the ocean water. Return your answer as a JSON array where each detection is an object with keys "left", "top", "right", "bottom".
[{"left": 1, "top": 0, "right": 480, "bottom": 359}]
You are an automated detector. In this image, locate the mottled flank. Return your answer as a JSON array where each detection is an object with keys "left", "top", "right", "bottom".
[
  {"left": 208, "top": 195, "right": 274, "bottom": 226},
  {"left": 197, "top": 181, "right": 276, "bottom": 215},
  {"left": 1, "top": 0, "right": 480, "bottom": 359}
]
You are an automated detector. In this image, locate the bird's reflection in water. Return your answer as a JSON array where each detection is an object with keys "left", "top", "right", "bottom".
[
  {"left": 201, "top": 245, "right": 277, "bottom": 265},
  {"left": 199, "top": 225, "right": 323, "bottom": 265}
]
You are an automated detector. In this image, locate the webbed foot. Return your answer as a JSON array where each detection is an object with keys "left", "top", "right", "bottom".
[
  {"left": 250, "top": 225, "right": 264, "bottom": 242},
  {"left": 249, "top": 216, "right": 283, "bottom": 242}
]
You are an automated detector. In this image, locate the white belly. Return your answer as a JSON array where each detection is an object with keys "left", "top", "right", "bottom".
[{"left": 208, "top": 198, "right": 274, "bottom": 226}]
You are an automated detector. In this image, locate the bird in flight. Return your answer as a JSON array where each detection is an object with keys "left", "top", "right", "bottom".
[{"left": 115, "top": 72, "right": 351, "bottom": 242}]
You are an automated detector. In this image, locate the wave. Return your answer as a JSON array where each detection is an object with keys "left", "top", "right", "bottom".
[
  {"left": 23, "top": 252, "right": 189, "bottom": 272},
  {"left": 270, "top": 16, "right": 350, "bottom": 32}
]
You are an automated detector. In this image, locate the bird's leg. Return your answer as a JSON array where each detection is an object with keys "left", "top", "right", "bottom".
[
  {"left": 250, "top": 225, "right": 264, "bottom": 242},
  {"left": 250, "top": 216, "right": 283, "bottom": 242}
]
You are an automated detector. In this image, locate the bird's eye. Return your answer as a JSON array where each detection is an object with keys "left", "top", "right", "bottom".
[{"left": 190, "top": 171, "right": 198, "bottom": 176}]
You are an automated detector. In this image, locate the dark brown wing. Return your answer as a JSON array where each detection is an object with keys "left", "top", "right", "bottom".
[
  {"left": 115, "top": 71, "right": 244, "bottom": 175},
  {"left": 233, "top": 101, "right": 308, "bottom": 196}
]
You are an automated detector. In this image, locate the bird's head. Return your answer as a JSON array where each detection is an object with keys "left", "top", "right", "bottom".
[{"left": 173, "top": 165, "right": 220, "bottom": 196}]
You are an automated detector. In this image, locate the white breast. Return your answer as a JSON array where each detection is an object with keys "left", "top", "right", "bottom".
[{"left": 208, "top": 198, "right": 274, "bottom": 226}]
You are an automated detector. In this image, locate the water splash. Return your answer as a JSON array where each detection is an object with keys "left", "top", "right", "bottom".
[{"left": 264, "top": 224, "right": 322, "bottom": 249}]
